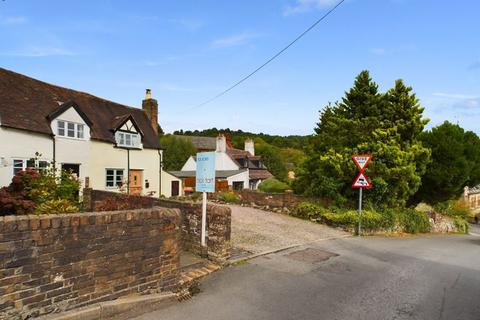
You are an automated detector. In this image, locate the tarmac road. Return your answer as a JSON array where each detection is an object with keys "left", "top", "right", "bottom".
[{"left": 134, "top": 235, "right": 480, "bottom": 320}]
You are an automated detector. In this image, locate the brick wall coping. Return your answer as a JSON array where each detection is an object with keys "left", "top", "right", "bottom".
[{"left": 0, "top": 207, "right": 180, "bottom": 232}]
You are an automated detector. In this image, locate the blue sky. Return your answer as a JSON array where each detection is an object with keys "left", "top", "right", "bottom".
[{"left": 1, "top": 0, "right": 479, "bottom": 135}]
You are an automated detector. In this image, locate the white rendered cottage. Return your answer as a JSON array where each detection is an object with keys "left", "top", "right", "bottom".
[
  {"left": 0, "top": 68, "right": 181, "bottom": 197},
  {"left": 172, "top": 135, "right": 272, "bottom": 191}
]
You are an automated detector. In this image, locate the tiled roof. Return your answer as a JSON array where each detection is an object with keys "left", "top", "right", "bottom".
[
  {"left": 174, "top": 135, "right": 217, "bottom": 150},
  {"left": 0, "top": 68, "right": 161, "bottom": 149},
  {"left": 249, "top": 169, "right": 273, "bottom": 180}
]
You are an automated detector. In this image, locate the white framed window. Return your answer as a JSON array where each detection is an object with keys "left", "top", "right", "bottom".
[
  {"left": 13, "top": 160, "right": 24, "bottom": 175},
  {"left": 12, "top": 159, "right": 49, "bottom": 175},
  {"left": 106, "top": 169, "right": 124, "bottom": 188},
  {"left": 115, "top": 132, "right": 140, "bottom": 148},
  {"left": 77, "top": 124, "right": 84, "bottom": 139},
  {"left": 57, "top": 120, "right": 85, "bottom": 139},
  {"left": 58, "top": 121, "right": 65, "bottom": 136}
]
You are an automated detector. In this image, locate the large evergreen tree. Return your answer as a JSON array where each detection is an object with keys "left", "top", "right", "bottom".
[
  {"left": 414, "top": 121, "right": 480, "bottom": 204},
  {"left": 294, "top": 71, "right": 430, "bottom": 208}
]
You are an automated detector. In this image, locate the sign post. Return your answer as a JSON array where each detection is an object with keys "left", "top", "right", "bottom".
[
  {"left": 195, "top": 152, "right": 216, "bottom": 247},
  {"left": 352, "top": 155, "right": 372, "bottom": 236}
]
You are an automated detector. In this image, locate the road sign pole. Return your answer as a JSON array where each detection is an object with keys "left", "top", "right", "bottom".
[
  {"left": 358, "top": 187, "right": 363, "bottom": 236},
  {"left": 201, "top": 191, "right": 207, "bottom": 247}
]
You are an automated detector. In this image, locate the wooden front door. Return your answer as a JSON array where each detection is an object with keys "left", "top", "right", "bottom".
[
  {"left": 171, "top": 181, "right": 179, "bottom": 197},
  {"left": 129, "top": 170, "right": 143, "bottom": 195}
]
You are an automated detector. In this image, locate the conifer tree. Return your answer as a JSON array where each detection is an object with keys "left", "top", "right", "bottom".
[{"left": 294, "top": 71, "right": 430, "bottom": 208}]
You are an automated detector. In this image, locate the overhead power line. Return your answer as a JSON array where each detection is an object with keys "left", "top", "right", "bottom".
[{"left": 187, "top": 0, "right": 346, "bottom": 111}]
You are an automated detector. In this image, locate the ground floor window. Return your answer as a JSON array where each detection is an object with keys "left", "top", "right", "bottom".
[
  {"left": 232, "top": 181, "right": 244, "bottom": 191},
  {"left": 13, "top": 159, "right": 49, "bottom": 175},
  {"left": 106, "top": 169, "right": 124, "bottom": 188}
]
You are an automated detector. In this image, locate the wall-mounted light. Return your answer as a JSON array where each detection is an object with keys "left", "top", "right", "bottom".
[{"left": 145, "top": 179, "right": 150, "bottom": 189}]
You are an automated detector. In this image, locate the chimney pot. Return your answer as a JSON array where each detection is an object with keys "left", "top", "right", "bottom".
[{"left": 145, "top": 89, "right": 152, "bottom": 99}]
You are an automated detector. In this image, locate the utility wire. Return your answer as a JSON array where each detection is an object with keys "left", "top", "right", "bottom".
[{"left": 186, "top": 0, "right": 346, "bottom": 111}]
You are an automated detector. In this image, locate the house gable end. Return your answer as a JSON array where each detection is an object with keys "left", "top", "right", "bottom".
[{"left": 47, "top": 101, "right": 93, "bottom": 127}]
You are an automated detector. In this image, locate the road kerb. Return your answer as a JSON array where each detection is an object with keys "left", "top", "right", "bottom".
[
  {"left": 228, "top": 234, "right": 352, "bottom": 265},
  {"left": 38, "top": 293, "right": 177, "bottom": 320}
]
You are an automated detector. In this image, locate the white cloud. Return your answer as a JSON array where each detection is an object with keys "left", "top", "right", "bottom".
[
  {"left": 432, "top": 92, "right": 478, "bottom": 100},
  {"left": 283, "top": 0, "right": 337, "bottom": 16},
  {"left": 1, "top": 16, "right": 27, "bottom": 25},
  {"left": 169, "top": 18, "right": 204, "bottom": 32},
  {"left": 370, "top": 48, "right": 386, "bottom": 55},
  {"left": 211, "top": 32, "right": 262, "bottom": 48},
  {"left": 3, "top": 46, "right": 76, "bottom": 57}
]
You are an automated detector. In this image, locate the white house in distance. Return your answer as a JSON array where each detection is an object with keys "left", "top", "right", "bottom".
[
  {"left": 0, "top": 68, "right": 181, "bottom": 197},
  {"left": 172, "top": 135, "right": 272, "bottom": 191}
]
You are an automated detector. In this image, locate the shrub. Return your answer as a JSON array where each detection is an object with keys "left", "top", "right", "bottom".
[
  {"left": 397, "top": 208, "right": 430, "bottom": 233},
  {"left": 291, "top": 202, "right": 422, "bottom": 234},
  {"left": 0, "top": 163, "right": 81, "bottom": 215},
  {"left": 291, "top": 202, "right": 325, "bottom": 220},
  {"left": 434, "top": 200, "right": 472, "bottom": 219},
  {"left": 0, "top": 187, "right": 36, "bottom": 216},
  {"left": 35, "top": 199, "right": 78, "bottom": 215},
  {"left": 218, "top": 191, "right": 238, "bottom": 203},
  {"left": 453, "top": 217, "right": 469, "bottom": 234},
  {"left": 258, "top": 177, "right": 290, "bottom": 193},
  {"left": 94, "top": 195, "right": 154, "bottom": 211}
]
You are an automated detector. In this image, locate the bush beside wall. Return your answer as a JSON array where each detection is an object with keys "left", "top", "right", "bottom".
[{"left": 291, "top": 202, "right": 432, "bottom": 234}]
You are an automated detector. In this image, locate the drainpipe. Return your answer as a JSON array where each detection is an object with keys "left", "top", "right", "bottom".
[
  {"left": 51, "top": 134, "right": 56, "bottom": 170},
  {"left": 127, "top": 149, "right": 130, "bottom": 195},
  {"left": 158, "top": 149, "right": 162, "bottom": 197}
]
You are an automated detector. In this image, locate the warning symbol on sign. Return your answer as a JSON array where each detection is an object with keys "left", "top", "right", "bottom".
[
  {"left": 352, "top": 155, "right": 372, "bottom": 171},
  {"left": 352, "top": 172, "right": 372, "bottom": 189}
]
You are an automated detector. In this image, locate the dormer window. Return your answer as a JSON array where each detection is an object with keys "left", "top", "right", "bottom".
[
  {"left": 116, "top": 131, "right": 141, "bottom": 148},
  {"left": 57, "top": 120, "right": 85, "bottom": 139}
]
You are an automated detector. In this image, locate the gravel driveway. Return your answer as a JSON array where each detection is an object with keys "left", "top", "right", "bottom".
[{"left": 230, "top": 205, "right": 349, "bottom": 254}]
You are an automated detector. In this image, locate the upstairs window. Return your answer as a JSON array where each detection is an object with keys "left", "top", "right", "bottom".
[
  {"left": 115, "top": 132, "right": 141, "bottom": 148},
  {"left": 57, "top": 120, "right": 85, "bottom": 139}
]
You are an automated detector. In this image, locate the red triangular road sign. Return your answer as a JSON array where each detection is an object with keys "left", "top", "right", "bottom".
[
  {"left": 352, "top": 155, "right": 372, "bottom": 171},
  {"left": 352, "top": 172, "right": 372, "bottom": 189}
]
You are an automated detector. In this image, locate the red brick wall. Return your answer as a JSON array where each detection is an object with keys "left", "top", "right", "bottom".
[{"left": 0, "top": 208, "right": 180, "bottom": 319}]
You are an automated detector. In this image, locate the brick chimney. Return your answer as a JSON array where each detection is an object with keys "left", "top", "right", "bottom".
[{"left": 142, "top": 89, "right": 158, "bottom": 135}]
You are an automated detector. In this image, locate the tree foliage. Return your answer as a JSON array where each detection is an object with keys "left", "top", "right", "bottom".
[
  {"left": 414, "top": 121, "right": 480, "bottom": 204},
  {"left": 253, "top": 138, "right": 289, "bottom": 181},
  {"left": 160, "top": 135, "right": 197, "bottom": 171},
  {"left": 173, "top": 128, "right": 310, "bottom": 150},
  {"left": 293, "top": 71, "right": 430, "bottom": 208}
]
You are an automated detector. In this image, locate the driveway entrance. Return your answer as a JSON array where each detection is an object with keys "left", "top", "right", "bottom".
[{"left": 229, "top": 205, "right": 349, "bottom": 255}]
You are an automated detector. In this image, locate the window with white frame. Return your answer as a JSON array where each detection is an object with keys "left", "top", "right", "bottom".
[
  {"left": 115, "top": 131, "right": 140, "bottom": 148},
  {"left": 12, "top": 159, "right": 49, "bottom": 175},
  {"left": 106, "top": 169, "right": 124, "bottom": 188},
  {"left": 57, "top": 120, "right": 85, "bottom": 139}
]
